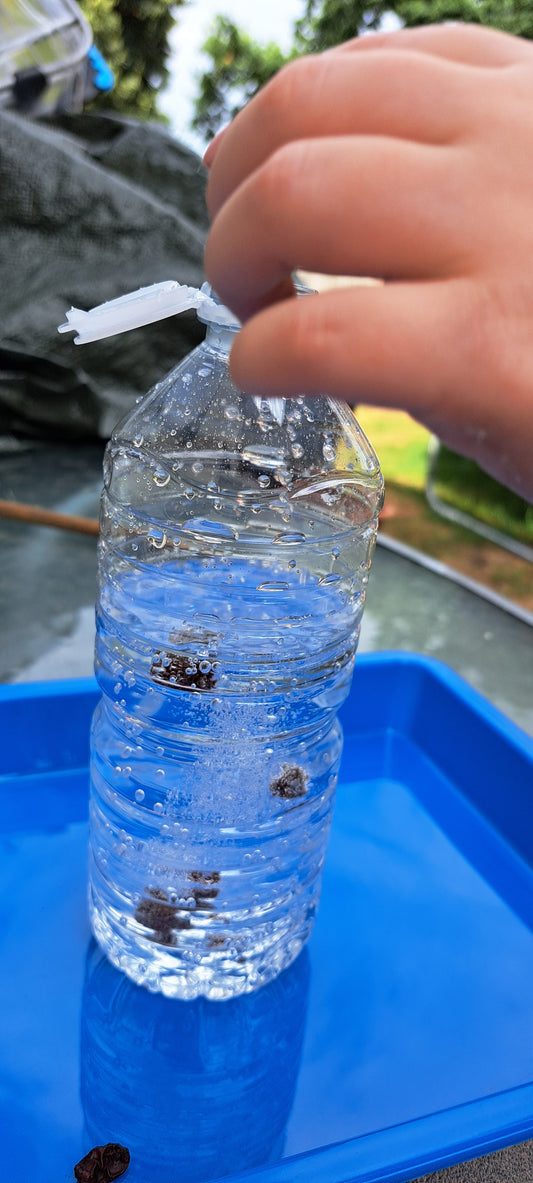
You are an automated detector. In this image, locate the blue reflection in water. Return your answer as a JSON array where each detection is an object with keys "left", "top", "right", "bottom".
[{"left": 80, "top": 942, "right": 310, "bottom": 1183}]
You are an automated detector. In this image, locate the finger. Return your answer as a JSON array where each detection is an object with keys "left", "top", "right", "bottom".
[
  {"left": 203, "top": 125, "right": 228, "bottom": 169},
  {"left": 229, "top": 281, "right": 533, "bottom": 497},
  {"left": 207, "top": 49, "right": 473, "bottom": 217},
  {"left": 330, "top": 22, "right": 531, "bottom": 67},
  {"left": 229, "top": 282, "right": 459, "bottom": 423},
  {"left": 205, "top": 136, "right": 468, "bottom": 321}
]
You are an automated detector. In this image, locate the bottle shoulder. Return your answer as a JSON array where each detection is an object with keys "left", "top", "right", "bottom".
[{"left": 105, "top": 341, "right": 382, "bottom": 525}]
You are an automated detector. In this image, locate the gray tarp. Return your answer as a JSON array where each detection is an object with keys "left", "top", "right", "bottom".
[{"left": 0, "top": 108, "right": 208, "bottom": 441}]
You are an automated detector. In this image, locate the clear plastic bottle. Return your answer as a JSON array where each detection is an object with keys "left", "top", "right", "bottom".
[{"left": 88, "top": 293, "right": 383, "bottom": 1000}]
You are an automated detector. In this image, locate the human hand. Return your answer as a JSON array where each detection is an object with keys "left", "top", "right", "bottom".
[{"left": 204, "top": 23, "right": 533, "bottom": 499}]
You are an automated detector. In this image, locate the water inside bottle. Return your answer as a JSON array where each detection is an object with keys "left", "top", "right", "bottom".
[{"left": 89, "top": 457, "right": 376, "bottom": 999}]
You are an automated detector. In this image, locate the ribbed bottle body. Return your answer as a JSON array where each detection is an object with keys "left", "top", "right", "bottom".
[{"left": 89, "top": 330, "right": 383, "bottom": 998}]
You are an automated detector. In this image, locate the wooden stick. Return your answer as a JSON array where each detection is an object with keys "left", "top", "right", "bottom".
[{"left": 0, "top": 499, "right": 99, "bottom": 536}]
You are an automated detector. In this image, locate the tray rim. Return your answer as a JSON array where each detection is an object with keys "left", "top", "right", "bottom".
[
  {"left": 1, "top": 649, "right": 532, "bottom": 744},
  {"left": 214, "top": 1081, "right": 533, "bottom": 1183}
]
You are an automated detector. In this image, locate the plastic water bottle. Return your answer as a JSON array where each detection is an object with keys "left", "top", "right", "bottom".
[{"left": 62, "top": 282, "right": 383, "bottom": 1000}]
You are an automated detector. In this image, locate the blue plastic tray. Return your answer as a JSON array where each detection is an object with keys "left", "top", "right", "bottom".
[{"left": 1, "top": 652, "right": 533, "bottom": 1183}]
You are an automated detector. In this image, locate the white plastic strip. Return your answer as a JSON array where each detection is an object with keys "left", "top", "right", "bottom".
[{"left": 58, "top": 280, "right": 239, "bottom": 344}]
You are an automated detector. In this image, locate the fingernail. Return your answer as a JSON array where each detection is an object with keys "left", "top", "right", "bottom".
[{"left": 203, "top": 126, "right": 228, "bottom": 169}]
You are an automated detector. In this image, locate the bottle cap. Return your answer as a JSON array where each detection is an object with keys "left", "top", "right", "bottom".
[{"left": 58, "top": 281, "right": 239, "bottom": 345}]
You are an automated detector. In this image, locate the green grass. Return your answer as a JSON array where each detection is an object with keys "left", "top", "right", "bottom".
[
  {"left": 355, "top": 406, "right": 533, "bottom": 549},
  {"left": 355, "top": 406, "right": 430, "bottom": 490},
  {"left": 431, "top": 445, "right": 533, "bottom": 547}
]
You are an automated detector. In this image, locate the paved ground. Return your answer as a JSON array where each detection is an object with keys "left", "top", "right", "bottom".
[{"left": 419, "top": 1139, "right": 533, "bottom": 1182}]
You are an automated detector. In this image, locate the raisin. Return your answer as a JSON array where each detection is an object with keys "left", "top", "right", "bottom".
[
  {"left": 150, "top": 651, "right": 216, "bottom": 691},
  {"left": 206, "top": 933, "right": 227, "bottom": 948},
  {"left": 135, "top": 887, "right": 190, "bottom": 945},
  {"left": 269, "top": 764, "right": 309, "bottom": 800},
  {"left": 74, "top": 1143, "right": 130, "bottom": 1182},
  {"left": 187, "top": 870, "right": 220, "bottom": 885}
]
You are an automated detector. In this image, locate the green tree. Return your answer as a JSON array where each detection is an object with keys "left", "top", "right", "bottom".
[
  {"left": 396, "top": 0, "right": 533, "bottom": 35},
  {"left": 79, "top": 0, "right": 183, "bottom": 119},
  {"left": 192, "top": 15, "right": 288, "bottom": 141},
  {"left": 293, "top": 0, "right": 389, "bottom": 52},
  {"left": 193, "top": 0, "right": 533, "bottom": 140}
]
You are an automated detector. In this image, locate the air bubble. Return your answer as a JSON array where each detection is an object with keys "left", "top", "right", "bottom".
[
  {"left": 133, "top": 433, "right": 143, "bottom": 447},
  {"left": 291, "top": 443, "right": 304, "bottom": 459},
  {"left": 134, "top": 788, "right": 145, "bottom": 803},
  {"left": 154, "top": 802, "right": 164, "bottom": 815},
  {"left": 257, "top": 474, "right": 270, "bottom": 488},
  {"left": 148, "top": 528, "right": 166, "bottom": 548},
  {"left": 192, "top": 461, "right": 203, "bottom": 474},
  {"left": 156, "top": 745, "right": 164, "bottom": 757},
  {"left": 273, "top": 531, "right": 306, "bottom": 545},
  {"left": 224, "top": 405, "right": 240, "bottom": 420},
  {"left": 155, "top": 768, "right": 165, "bottom": 779},
  {"left": 153, "top": 467, "right": 170, "bottom": 487}
]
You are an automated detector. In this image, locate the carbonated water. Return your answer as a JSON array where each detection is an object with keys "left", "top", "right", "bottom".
[
  {"left": 90, "top": 493, "right": 373, "bottom": 999},
  {"left": 88, "top": 299, "right": 383, "bottom": 999}
]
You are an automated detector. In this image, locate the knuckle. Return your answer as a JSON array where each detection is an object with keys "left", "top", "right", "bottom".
[
  {"left": 292, "top": 297, "right": 341, "bottom": 380},
  {"left": 259, "top": 55, "right": 321, "bottom": 129},
  {"left": 249, "top": 140, "right": 310, "bottom": 227}
]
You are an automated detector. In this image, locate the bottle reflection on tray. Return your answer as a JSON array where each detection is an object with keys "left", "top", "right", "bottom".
[{"left": 79, "top": 940, "right": 310, "bottom": 1182}]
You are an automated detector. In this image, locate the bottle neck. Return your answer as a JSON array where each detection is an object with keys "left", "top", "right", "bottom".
[{"left": 203, "top": 322, "right": 238, "bottom": 357}]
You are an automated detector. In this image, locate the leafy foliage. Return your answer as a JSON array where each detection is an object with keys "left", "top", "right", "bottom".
[
  {"left": 397, "top": 0, "right": 533, "bottom": 35},
  {"left": 193, "top": 0, "right": 533, "bottom": 140},
  {"left": 293, "top": 0, "right": 389, "bottom": 53},
  {"left": 192, "top": 16, "right": 288, "bottom": 141},
  {"left": 78, "top": 0, "right": 183, "bottom": 119}
]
